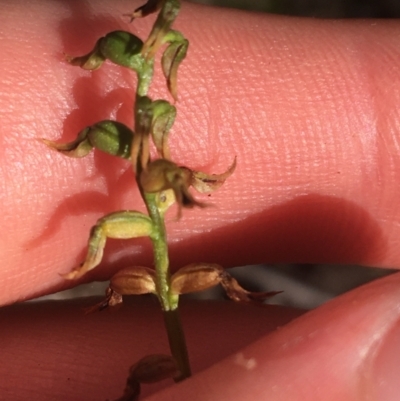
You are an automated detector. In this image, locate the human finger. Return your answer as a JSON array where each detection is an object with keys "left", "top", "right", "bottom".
[
  {"left": 0, "top": 298, "right": 302, "bottom": 400},
  {"left": 145, "top": 271, "right": 400, "bottom": 401},
  {"left": 1, "top": 1, "right": 400, "bottom": 304}
]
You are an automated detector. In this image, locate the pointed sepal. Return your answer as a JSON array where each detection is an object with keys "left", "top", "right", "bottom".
[
  {"left": 161, "top": 31, "right": 188, "bottom": 101},
  {"left": 42, "top": 121, "right": 134, "bottom": 160},
  {"left": 62, "top": 211, "right": 154, "bottom": 280},
  {"left": 84, "top": 288, "right": 123, "bottom": 314},
  {"left": 171, "top": 263, "right": 281, "bottom": 303},
  {"left": 41, "top": 128, "right": 93, "bottom": 158},
  {"left": 185, "top": 157, "right": 237, "bottom": 194},
  {"left": 66, "top": 38, "right": 105, "bottom": 70},
  {"left": 220, "top": 272, "right": 282, "bottom": 303}
]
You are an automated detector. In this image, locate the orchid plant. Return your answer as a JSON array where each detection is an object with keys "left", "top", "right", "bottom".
[{"left": 42, "top": 1, "right": 277, "bottom": 399}]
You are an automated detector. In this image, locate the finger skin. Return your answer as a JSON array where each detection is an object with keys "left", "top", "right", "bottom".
[
  {"left": 0, "top": 299, "right": 303, "bottom": 401},
  {"left": 2, "top": 273, "right": 400, "bottom": 401},
  {"left": 1, "top": 1, "right": 400, "bottom": 303},
  {"left": 143, "top": 272, "right": 400, "bottom": 401}
]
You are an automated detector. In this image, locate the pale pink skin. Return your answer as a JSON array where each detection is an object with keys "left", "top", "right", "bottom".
[{"left": 1, "top": 1, "right": 400, "bottom": 400}]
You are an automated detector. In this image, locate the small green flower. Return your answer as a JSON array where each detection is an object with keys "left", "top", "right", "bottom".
[
  {"left": 42, "top": 121, "right": 134, "bottom": 159},
  {"left": 67, "top": 31, "right": 144, "bottom": 72},
  {"left": 62, "top": 211, "right": 154, "bottom": 280}
]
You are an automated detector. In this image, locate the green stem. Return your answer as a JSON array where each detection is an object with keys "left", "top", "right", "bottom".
[
  {"left": 135, "top": 14, "right": 191, "bottom": 379},
  {"left": 137, "top": 57, "right": 154, "bottom": 97},
  {"left": 144, "top": 192, "right": 171, "bottom": 311},
  {"left": 144, "top": 192, "right": 191, "bottom": 380}
]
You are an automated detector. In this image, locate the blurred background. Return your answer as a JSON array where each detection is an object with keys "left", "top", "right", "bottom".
[
  {"left": 36, "top": 0, "right": 398, "bottom": 309},
  {"left": 193, "top": 0, "right": 400, "bottom": 17}
]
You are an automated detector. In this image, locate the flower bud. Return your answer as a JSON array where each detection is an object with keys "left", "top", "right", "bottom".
[
  {"left": 110, "top": 266, "right": 156, "bottom": 295},
  {"left": 88, "top": 121, "right": 133, "bottom": 159},
  {"left": 99, "top": 31, "right": 144, "bottom": 71},
  {"left": 170, "top": 263, "right": 224, "bottom": 295},
  {"left": 140, "top": 159, "right": 180, "bottom": 192},
  {"left": 66, "top": 31, "right": 143, "bottom": 72},
  {"left": 42, "top": 120, "right": 134, "bottom": 160},
  {"left": 140, "top": 159, "right": 205, "bottom": 214}
]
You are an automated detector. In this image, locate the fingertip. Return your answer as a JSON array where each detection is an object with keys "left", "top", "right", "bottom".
[{"left": 147, "top": 272, "right": 400, "bottom": 401}]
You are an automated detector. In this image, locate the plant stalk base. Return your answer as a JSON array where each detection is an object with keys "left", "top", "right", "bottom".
[{"left": 163, "top": 308, "right": 192, "bottom": 381}]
